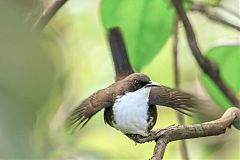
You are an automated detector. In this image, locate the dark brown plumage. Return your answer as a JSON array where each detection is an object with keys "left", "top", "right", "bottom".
[
  {"left": 149, "top": 86, "right": 198, "bottom": 116},
  {"left": 66, "top": 73, "right": 199, "bottom": 135},
  {"left": 68, "top": 74, "right": 149, "bottom": 128}
]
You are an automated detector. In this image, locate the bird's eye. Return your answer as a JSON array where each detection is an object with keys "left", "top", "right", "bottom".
[
  {"left": 134, "top": 79, "right": 140, "bottom": 85},
  {"left": 134, "top": 79, "right": 142, "bottom": 88}
]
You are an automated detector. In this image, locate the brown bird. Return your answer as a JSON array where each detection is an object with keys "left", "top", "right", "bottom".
[
  {"left": 67, "top": 73, "right": 198, "bottom": 137},
  {"left": 67, "top": 27, "right": 198, "bottom": 137}
]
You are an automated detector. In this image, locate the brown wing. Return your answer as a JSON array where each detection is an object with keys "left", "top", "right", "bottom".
[
  {"left": 149, "top": 86, "right": 199, "bottom": 116},
  {"left": 66, "top": 88, "right": 113, "bottom": 131}
]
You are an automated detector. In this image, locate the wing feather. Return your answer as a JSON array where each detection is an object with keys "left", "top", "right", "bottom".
[
  {"left": 149, "top": 86, "right": 200, "bottom": 116},
  {"left": 66, "top": 89, "right": 113, "bottom": 131}
]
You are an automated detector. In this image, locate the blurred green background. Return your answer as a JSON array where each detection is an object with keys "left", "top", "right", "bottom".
[{"left": 0, "top": 0, "right": 239, "bottom": 159}]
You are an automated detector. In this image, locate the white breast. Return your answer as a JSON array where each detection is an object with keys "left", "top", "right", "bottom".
[{"left": 112, "top": 87, "right": 151, "bottom": 136}]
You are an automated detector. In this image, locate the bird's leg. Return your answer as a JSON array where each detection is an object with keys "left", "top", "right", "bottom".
[
  {"left": 124, "top": 133, "right": 146, "bottom": 144},
  {"left": 125, "top": 125, "right": 178, "bottom": 143},
  {"left": 151, "top": 124, "right": 177, "bottom": 134},
  {"left": 151, "top": 124, "right": 177, "bottom": 135},
  {"left": 150, "top": 124, "right": 178, "bottom": 142},
  {"left": 125, "top": 134, "right": 138, "bottom": 142}
]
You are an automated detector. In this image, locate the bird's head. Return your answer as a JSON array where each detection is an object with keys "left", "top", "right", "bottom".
[{"left": 123, "top": 73, "right": 160, "bottom": 92}]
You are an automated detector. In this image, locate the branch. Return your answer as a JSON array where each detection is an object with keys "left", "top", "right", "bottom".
[
  {"left": 173, "top": 16, "right": 180, "bottom": 90},
  {"left": 108, "top": 28, "right": 135, "bottom": 81},
  {"left": 190, "top": 2, "right": 240, "bottom": 31},
  {"left": 171, "top": 0, "right": 240, "bottom": 107},
  {"left": 32, "top": 0, "right": 68, "bottom": 32},
  {"left": 173, "top": 16, "right": 189, "bottom": 160},
  {"left": 127, "top": 107, "right": 240, "bottom": 160}
]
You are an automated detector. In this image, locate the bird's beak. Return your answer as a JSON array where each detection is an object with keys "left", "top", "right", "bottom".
[{"left": 145, "top": 81, "right": 161, "bottom": 87}]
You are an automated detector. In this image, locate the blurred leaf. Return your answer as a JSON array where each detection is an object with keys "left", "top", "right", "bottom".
[
  {"left": 101, "top": 0, "right": 174, "bottom": 71},
  {"left": 201, "top": 44, "right": 240, "bottom": 109},
  {"left": 0, "top": 2, "right": 63, "bottom": 158}
]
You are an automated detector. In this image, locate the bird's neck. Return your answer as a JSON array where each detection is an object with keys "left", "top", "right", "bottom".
[{"left": 117, "top": 87, "right": 151, "bottom": 101}]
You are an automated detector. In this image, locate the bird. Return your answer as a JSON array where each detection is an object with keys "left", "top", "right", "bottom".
[
  {"left": 67, "top": 27, "right": 199, "bottom": 137},
  {"left": 67, "top": 73, "right": 198, "bottom": 137}
]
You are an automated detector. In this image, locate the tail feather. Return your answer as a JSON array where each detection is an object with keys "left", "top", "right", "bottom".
[{"left": 108, "top": 27, "right": 134, "bottom": 81}]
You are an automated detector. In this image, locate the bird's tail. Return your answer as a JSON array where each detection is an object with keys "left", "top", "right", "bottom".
[{"left": 108, "top": 27, "right": 134, "bottom": 81}]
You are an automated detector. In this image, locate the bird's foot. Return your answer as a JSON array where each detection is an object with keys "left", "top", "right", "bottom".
[
  {"left": 151, "top": 124, "right": 177, "bottom": 134},
  {"left": 124, "top": 133, "right": 149, "bottom": 144},
  {"left": 125, "top": 125, "right": 178, "bottom": 143}
]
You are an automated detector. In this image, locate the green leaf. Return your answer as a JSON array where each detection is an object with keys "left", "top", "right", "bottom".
[
  {"left": 101, "top": 0, "right": 174, "bottom": 71},
  {"left": 201, "top": 44, "right": 240, "bottom": 109}
]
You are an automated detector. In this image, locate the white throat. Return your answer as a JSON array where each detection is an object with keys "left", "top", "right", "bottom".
[{"left": 112, "top": 87, "right": 151, "bottom": 136}]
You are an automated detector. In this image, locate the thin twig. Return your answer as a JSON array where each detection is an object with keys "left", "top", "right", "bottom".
[
  {"left": 173, "top": 16, "right": 180, "bottom": 89},
  {"left": 173, "top": 16, "right": 189, "bottom": 160},
  {"left": 32, "top": 0, "right": 68, "bottom": 32},
  {"left": 128, "top": 107, "right": 240, "bottom": 160},
  {"left": 190, "top": 2, "right": 240, "bottom": 31},
  {"left": 151, "top": 138, "right": 167, "bottom": 160},
  {"left": 171, "top": 0, "right": 240, "bottom": 107}
]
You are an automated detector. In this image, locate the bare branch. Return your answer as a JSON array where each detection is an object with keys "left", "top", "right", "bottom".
[
  {"left": 32, "top": 0, "right": 68, "bottom": 32},
  {"left": 128, "top": 107, "right": 240, "bottom": 160},
  {"left": 151, "top": 138, "right": 167, "bottom": 160},
  {"left": 190, "top": 2, "right": 240, "bottom": 31},
  {"left": 171, "top": 0, "right": 240, "bottom": 107},
  {"left": 173, "top": 16, "right": 180, "bottom": 89},
  {"left": 173, "top": 16, "right": 189, "bottom": 160}
]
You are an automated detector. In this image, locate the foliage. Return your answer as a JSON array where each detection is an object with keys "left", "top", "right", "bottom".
[
  {"left": 101, "top": 0, "right": 174, "bottom": 71},
  {"left": 201, "top": 44, "right": 240, "bottom": 109},
  {"left": 101, "top": 0, "right": 240, "bottom": 109},
  {"left": 0, "top": 0, "right": 239, "bottom": 159}
]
